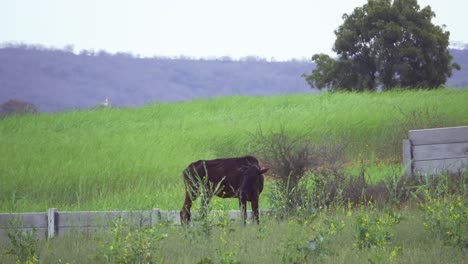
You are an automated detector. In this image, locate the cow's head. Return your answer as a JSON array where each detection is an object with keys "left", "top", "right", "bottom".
[{"left": 240, "top": 165, "right": 269, "bottom": 181}]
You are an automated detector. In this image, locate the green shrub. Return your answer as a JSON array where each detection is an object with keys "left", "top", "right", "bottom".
[
  {"left": 418, "top": 191, "right": 467, "bottom": 248},
  {"left": 280, "top": 224, "right": 314, "bottom": 264},
  {"left": 4, "top": 218, "right": 39, "bottom": 264},
  {"left": 381, "top": 106, "right": 451, "bottom": 162},
  {"left": 0, "top": 99, "right": 38, "bottom": 119},
  {"left": 354, "top": 206, "right": 401, "bottom": 250},
  {"left": 100, "top": 218, "right": 167, "bottom": 263},
  {"left": 310, "top": 217, "right": 346, "bottom": 256},
  {"left": 251, "top": 126, "right": 348, "bottom": 217}
]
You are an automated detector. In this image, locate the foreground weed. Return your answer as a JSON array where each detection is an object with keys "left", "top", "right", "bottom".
[
  {"left": 281, "top": 237, "right": 313, "bottom": 264},
  {"left": 185, "top": 200, "right": 240, "bottom": 264},
  {"left": 196, "top": 257, "right": 214, "bottom": 264},
  {"left": 352, "top": 206, "right": 403, "bottom": 264},
  {"left": 365, "top": 245, "right": 403, "bottom": 264},
  {"left": 216, "top": 204, "right": 240, "bottom": 264},
  {"left": 101, "top": 218, "right": 167, "bottom": 263},
  {"left": 4, "top": 218, "right": 39, "bottom": 264},
  {"left": 279, "top": 219, "right": 319, "bottom": 264},
  {"left": 310, "top": 217, "right": 345, "bottom": 255},
  {"left": 418, "top": 191, "right": 467, "bottom": 248},
  {"left": 354, "top": 206, "right": 401, "bottom": 250}
]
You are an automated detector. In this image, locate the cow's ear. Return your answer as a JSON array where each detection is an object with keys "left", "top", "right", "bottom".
[{"left": 259, "top": 168, "right": 269, "bottom": 174}]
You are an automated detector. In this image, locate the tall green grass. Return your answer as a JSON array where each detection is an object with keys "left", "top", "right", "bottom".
[{"left": 1, "top": 89, "right": 467, "bottom": 212}]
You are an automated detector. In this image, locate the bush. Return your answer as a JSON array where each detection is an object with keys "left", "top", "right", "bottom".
[
  {"left": 310, "top": 217, "right": 346, "bottom": 256},
  {"left": 0, "top": 99, "right": 38, "bottom": 118},
  {"left": 250, "top": 127, "right": 348, "bottom": 217},
  {"left": 251, "top": 125, "right": 467, "bottom": 220},
  {"left": 353, "top": 207, "right": 401, "bottom": 250},
  {"left": 250, "top": 126, "right": 405, "bottom": 214},
  {"left": 419, "top": 193, "right": 467, "bottom": 248},
  {"left": 4, "top": 218, "right": 39, "bottom": 263},
  {"left": 415, "top": 171, "right": 468, "bottom": 248},
  {"left": 100, "top": 218, "right": 167, "bottom": 263},
  {"left": 381, "top": 106, "right": 451, "bottom": 162}
]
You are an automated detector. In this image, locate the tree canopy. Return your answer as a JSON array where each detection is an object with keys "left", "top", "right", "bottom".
[{"left": 304, "top": 0, "right": 460, "bottom": 91}]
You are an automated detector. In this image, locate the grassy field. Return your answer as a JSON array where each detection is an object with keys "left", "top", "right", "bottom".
[{"left": 1, "top": 89, "right": 468, "bottom": 212}]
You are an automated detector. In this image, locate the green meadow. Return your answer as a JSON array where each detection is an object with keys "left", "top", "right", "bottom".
[{"left": 1, "top": 89, "right": 468, "bottom": 212}]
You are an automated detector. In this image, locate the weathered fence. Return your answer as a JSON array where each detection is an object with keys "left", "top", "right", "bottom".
[
  {"left": 403, "top": 126, "right": 468, "bottom": 176},
  {"left": 0, "top": 208, "right": 270, "bottom": 240}
]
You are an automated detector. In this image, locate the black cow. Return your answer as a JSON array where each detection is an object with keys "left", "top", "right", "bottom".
[{"left": 180, "top": 156, "right": 268, "bottom": 224}]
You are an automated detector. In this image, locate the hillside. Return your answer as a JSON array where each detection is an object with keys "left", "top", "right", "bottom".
[
  {"left": 1, "top": 90, "right": 468, "bottom": 212},
  {"left": 0, "top": 46, "right": 313, "bottom": 112},
  {"left": 447, "top": 49, "right": 468, "bottom": 87},
  {"left": 1, "top": 45, "right": 467, "bottom": 112}
]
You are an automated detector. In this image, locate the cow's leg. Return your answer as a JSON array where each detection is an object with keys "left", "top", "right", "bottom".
[
  {"left": 251, "top": 195, "right": 260, "bottom": 224},
  {"left": 239, "top": 195, "right": 247, "bottom": 225},
  {"left": 180, "top": 188, "right": 198, "bottom": 225}
]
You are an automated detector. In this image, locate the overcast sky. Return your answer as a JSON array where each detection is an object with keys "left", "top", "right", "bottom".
[{"left": 1, "top": 0, "right": 467, "bottom": 61}]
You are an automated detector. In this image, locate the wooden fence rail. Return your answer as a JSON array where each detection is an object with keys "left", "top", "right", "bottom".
[
  {"left": 403, "top": 126, "right": 468, "bottom": 176},
  {"left": 0, "top": 208, "right": 271, "bottom": 240}
]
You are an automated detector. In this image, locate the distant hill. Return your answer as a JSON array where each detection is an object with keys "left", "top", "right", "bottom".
[
  {"left": 447, "top": 49, "right": 468, "bottom": 87},
  {"left": 0, "top": 45, "right": 467, "bottom": 112}
]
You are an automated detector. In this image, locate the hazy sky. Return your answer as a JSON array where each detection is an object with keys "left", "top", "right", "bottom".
[{"left": 1, "top": 0, "right": 467, "bottom": 61}]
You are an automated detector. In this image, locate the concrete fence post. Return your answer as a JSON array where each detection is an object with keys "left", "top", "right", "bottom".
[
  {"left": 402, "top": 139, "right": 412, "bottom": 176},
  {"left": 47, "top": 208, "right": 57, "bottom": 239}
]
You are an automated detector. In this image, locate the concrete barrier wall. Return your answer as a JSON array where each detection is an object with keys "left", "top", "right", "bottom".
[
  {"left": 0, "top": 208, "right": 270, "bottom": 240},
  {"left": 403, "top": 126, "right": 468, "bottom": 176}
]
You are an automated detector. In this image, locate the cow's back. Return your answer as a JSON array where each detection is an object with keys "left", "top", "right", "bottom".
[{"left": 183, "top": 156, "right": 260, "bottom": 197}]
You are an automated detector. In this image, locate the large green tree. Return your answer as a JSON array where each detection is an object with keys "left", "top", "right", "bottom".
[{"left": 304, "top": 0, "right": 460, "bottom": 91}]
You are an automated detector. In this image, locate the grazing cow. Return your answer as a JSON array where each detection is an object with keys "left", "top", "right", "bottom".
[{"left": 180, "top": 156, "right": 268, "bottom": 224}]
